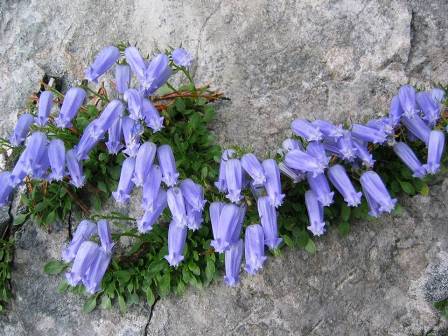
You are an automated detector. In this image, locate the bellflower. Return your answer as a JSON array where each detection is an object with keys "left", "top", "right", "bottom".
[
  {"left": 97, "top": 220, "right": 114, "bottom": 254},
  {"left": 172, "top": 48, "right": 193, "bottom": 67},
  {"left": 393, "top": 142, "right": 426, "bottom": 178},
  {"left": 164, "top": 220, "right": 187, "bottom": 267},
  {"left": 33, "top": 147, "right": 51, "bottom": 180},
  {"left": 257, "top": 196, "right": 282, "bottom": 249},
  {"left": 282, "top": 138, "right": 302, "bottom": 152},
  {"left": 306, "top": 141, "right": 330, "bottom": 167},
  {"left": 241, "top": 153, "right": 266, "bottom": 186},
  {"left": 353, "top": 140, "right": 375, "bottom": 168},
  {"left": 222, "top": 149, "right": 236, "bottom": 161},
  {"left": 10, "top": 152, "right": 28, "bottom": 187},
  {"left": 142, "top": 99, "right": 164, "bottom": 132},
  {"left": 82, "top": 248, "right": 111, "bottom": 294},
  {"left": 124, "top": 89, "right": 143, "bottom": 120},
  {"left": 305, "top": 190, "right": 326, "bottom": 236},
  {"left": 167, "top": 187, "right": 188, "bottom": 227},
  {"left": 278, "top": 162, "right": 305, "bottom": 183},
  {"left": 61, "top": 220, "right": 97, "bottom": 262},
  {"left": 423, "top": 130, "right": 445, "bottom": 174},
  {"left": 244, "top": 224, "right": 267, "bottom": 275},
  {"left": 416, "top": 91, "right": 440, "bottom": 127},
  {"left": 225, "top": 159, "right": 243, "bottom": 203},
  {"left": 389, "top": 95, "right": 404, "bottom": 125},
  {"left": 291, "top": 119, "right": 323, "bottom": 142},
  {"left": 360, "top": 171, "right": 397, "bottom": 217},
  {"left": 65, "top": 241, "right": 99, "bottom": 286},
  {"left": 133, "top": 142, "right": 157, "bottom": 187},
  {"left": 75, "top": 120, "right": 103, "bottom": 161},
  {"left": 351, "top": 124, "right": 387, "bottom": 144},
  {"left": 366, "top": 117, "right": 395, "bottom": 136},
  {"left": 224, "top": 240, "right": 243, "bottom": 287},
  {"left": 336, "top": 132, "right": 357, "bottom": 161},
  {"left": 210, "top": 203, "right": 241, "bottom": 253},
  {"left": 106, "top": 117, "right": 123, "bottom": 154},
  {"left": 215, "top": 159, "right": 228, "bottom": 192},
  {"left": 96, "top": 100, "right": 124, "bottom": 134},
  {"left": 9, "top": 113, "right": 33, "bottom": 147},
  {"left": 185, "top": 203, "right": 203, "bottom": 231},
  {"left": 311, "top": 119, "right": 344, "bottom": 139},
  {"left": 262, "top": 159, "right": 285, "bottom": 207},
  {"left": 180, "top": 178, "right": 206, "bottom": 211},
  {"left": 398, "top": 85, "right": 417, "bottom": 118},
  {"left": 55, "top": 87, "right": 86, "bottom": 128},
  {"left": 0, "top": 172, "right": 13, "bottom": 206},
  {"left": 401, "top": 115, "right": 431, "bottom": 145},
  {"left": 122, "top": 116, "right": 143, "bottom": 157},
  {"left": 66, "top": 149, "right": 86, "bottom": 188},
  {"left": 138, "top": 189, "right": 167, "bottom": 233},
  {"left": 112, "top": 157, "right": 135, "bottom": 203},
  {"left": 124, "top": 47, "right": 146, "bottom": 82},
  {"left": 327, "top": 164, "right": 362, "bottom": 207},
  {"left": 115, "top": 64, "right": 131, "bottom": 94},
  {"left": 307, "top": 172, "right": 334, "bottom": 207},
  {"left": 85, "top": 46, "right": 120, "bottom": 83},
  {"left": 142, "top": 165, "right": 162, "bottom": 211},
  {"left": 21, "top": 132, "right": 48, "bottom": 175},
  {"left": 431, "top": 88, "right": 445, "bottom": 104},
  {"left": 143, "top": 53, "right": 172, "bottom": 95},
  {"left": 35, "top": 91, "right": 54, "bottom": 126},
  {"left": 157, "top": 144, "right": 179, "bottom": 187},
  {"left": 48, "top": 139, "right": 65, "bottom": 181},
  {"left": 284, "top": 149, "right": 325, "bottom": 177},
  {"left": 231, "top": 206, "right": 246, "bottom": 244}
]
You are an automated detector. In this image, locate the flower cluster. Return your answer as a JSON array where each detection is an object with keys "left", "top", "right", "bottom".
[
  {"left": 280, "top": 85, "right": 445, "bottom": 235},
  {"left": 212, "top": 150, "right": 285, "bottom": 285}
]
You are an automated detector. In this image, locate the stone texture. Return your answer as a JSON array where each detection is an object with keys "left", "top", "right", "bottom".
[{"left": 0, "top": 0, "right": 448, "bottom": 335}]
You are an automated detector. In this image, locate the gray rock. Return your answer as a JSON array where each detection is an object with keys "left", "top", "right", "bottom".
[{"left": 0, "top": 0, "right": 448, "bottom": 335}]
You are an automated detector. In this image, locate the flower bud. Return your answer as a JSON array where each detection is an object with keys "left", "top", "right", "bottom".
[
  {"left": 35, "top": 91, "right": 54, "bottom": 127},
  {"left": 164, "top": 220, "right": 187, "bottom": 267},
  {"left": 224, "top": 240, "right": 243, "bottom": 287},
  {"left": 55, "top": 87, "right": 86, "bottom": 128},
  {"left": 112, "top": 157, "right": 135, "bottom": 203},
  {"left": 157, "top": 144, "right": 179, "bottom": 187},
  {"left": 85, "top": 46, "right": 120, "bottom": 83}
]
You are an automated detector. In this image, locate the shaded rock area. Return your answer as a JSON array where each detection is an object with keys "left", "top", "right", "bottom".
[{"left": 0, "top": 0, "right": 448, "bottom": 335}]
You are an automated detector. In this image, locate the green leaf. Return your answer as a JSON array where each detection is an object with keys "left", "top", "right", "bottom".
[
  {"left": 83, "top": 296, "right": 97, "bottom": 313},
  {"left": 419, "top": 183, "right": 430, "bottom": 196},
  {"left": 145, "top": 287, "right": 155, "bottom": 306},
  {"left": 188, "top": 262, "right": 200, "bottom": 276},
  {"left": 340, "top": 205, "right": 351, "bottom": 222},
  {"left": 158, "top": 272, "right": 171, "bottom": 297},
  {"left": 13, "top": 213, "right": 28, "bottom": 226},
  {"left": 118, "top": 295, "right": 127, "bottom": 314},
  {"left": 97, "top": 181, "right": 108, "bottom": 194},
  {"left": 100, "top": 295, "right": 112, "bottom": 310},
  {"left": 57, "top": 281, "right": 70, "bottom": 293},
  {"left": 205, "top": 258, "right": 216, "bottom": 281},
  {"left": 399, "top": 180, "right": 415, "bottom": 195},
  {"left": 338, "top": 222, "right": 350, "bottom": 236},
  {"left": 43, "top": 260, "right": 67, "bottom": 275},
  {"left": 46, "top": 211, "right": 57, "bottom": 225},
  {"left": 304, "top": 239, "right": 316, "bottom": 255}
]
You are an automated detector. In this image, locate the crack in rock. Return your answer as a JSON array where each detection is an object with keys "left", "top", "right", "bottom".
[{"left": 143, "top": 297, "right": 160, "bottom": 336}]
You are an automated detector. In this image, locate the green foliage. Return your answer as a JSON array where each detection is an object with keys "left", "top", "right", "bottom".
[
  {"left": 434, "top": 298, "right": 448, "bottom": 319},
  {"left": 0, "top": 239, "right": 14, "bottom": 313}
]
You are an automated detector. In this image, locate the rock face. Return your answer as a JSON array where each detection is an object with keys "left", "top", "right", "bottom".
[{"left": 0, "top": 0, "right": 448, "bottom": 335}]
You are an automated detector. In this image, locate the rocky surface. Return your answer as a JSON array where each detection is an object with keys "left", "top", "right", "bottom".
[{"left": 0, "top": 0, "right": 448, "bottom": 335}]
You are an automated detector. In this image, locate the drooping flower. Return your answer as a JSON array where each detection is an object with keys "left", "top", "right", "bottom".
[
  {"left": 10, "top": 152, "right": 28, "bottom": 187},
  {"left": 401, "top": 115, "right": 431, "bottom": 145},
  {"left": 281, "top": 138, "right": 303, "bottom": 152},
  {"left": 75, "top": 120, "right": 103, "bottom": 161},
  {"left": 262, "top": 159, "right": 285, "bottom": 207},
  {"left": 257, "top": 196, "right": 282, "bottom": 249},
  {"left": 351, "top": 124, "right": 387, "bottom": 144},
  {"left": 241, "top": 153, "right": 266, "bottom": 186},
  {"left": 353, "top": 139, "right": 375, "bottom": 168},
  {"left": 210, "top": 201, "right": 224, "bottom": 243},
  {"left": 112, "top": 157, "right": 135, "bottom": 203},
  {"left": 157, "top": 144, "right": 179, "bottom": 187},
  {"left": 115, "top": 64, "right": 131, "bottom": 94},
  {"left": 416, "top": 91, "right": 441, "bottom": 127},
  {"left": 48, "top": 139, "right": 65, "bottom": 181},
  {"left": 141, "top": 165, "right": 162, "bottom": 211},
  {"left": 360, "top": 171, "right": 397, "bottom": 217},
  {"left": 55, "top": 87, "right": 86, "bottom": 128},
  {"left": 278, "top": 162, "right": 305, "bottom": 183},
  {"left": 65, "top": 241, "right": 99, "bottom": 286},
  {"left": 389, "top": 95, "right": 404, "bottom": 125},
  {"left": 138, "top": 189, "right": 167, "bottom": 233},
  {"left": 398, "top": 85, "right": 417, "bottom": 118},
  {"left": 423, "top": 130, "right": 445, "bottom": 174},
  {"left": 393, "top": 142, "right": 426, "bottom": 178},
  {"left": 180, "top": 179, "right": 206, "bottom": 212},
  {"left": 66, "top": 149, "right": 86, "bottom": 188},
  {"left": 291, "top": 119, "right": 323, "bottom": 142},
  {"left": 164, "top": 220, "right": 187, "bottom": 267},
  {"left": 35, "top": 91, "right": 54, "bottom": 126},
  {"left": 0, "top": 172, "right": 13, "bottom": 206},
  {"left": 172, "top": 48, "right": 193, "bottom": 67},
  {"left": 106, "top": 117, "right": 123, "bottom": 154},
  {"left": 124, "top": 89, "right": 143, "bottom": 120},
  {"left": 306, "top": 172, "right": 334, "bottom": 207},
  {"left": 143, "top": 53, "right": 172, "bottom": 95},
  {"left": 304, "top": 190, "right": 326, "bottom": 236},
  {"left": 327, "top": 164, "right": 362, "bottom": 207},
  {"left": 210, "top": 203, "right": 241, "bottom": 253},
  {"left": 334, "top": 132, "right": 357, "bottom": 161},
  {"left": 284, "top": 149, "right": 325, "bottom": 177},
  {"left": 215, "top": 151, "right": 234, "bottom": 192},
  {"left": 21, "top": 132, "right": 48, "bottom": 175},
  {"left": 9, "top": 113, "right": 34, "bottom": 147},
  {"left": 311, "top": 120, "right": 344, "bottom": 139},
  {"left": 231, "top": 205, "right": 246, "bottom": 244},
  {"left": 225, "top": 159, "right": 243, "bottom": 203},
  {"left": 167, "top": 187, "right": 188, "bottom": 227},
  {"left": 306, "top": 141, "right": 330, "bottom": 167},
  {"left": 244, "top": 224, "right": 267, "bottom": 275},
  {"left": 133, "top": 142, "right": 157, "bottom": 187},
  {"left": 122, "top": 116, "right": 143, "bottom": 157},
  {"left": 224, "top": 240, "right": 243, "bottom": 287},
  {"left": 124, "top": 47, "right": 146, "bottom": 82},
  {"left": 97, "top": 220, "right": 114, "bottom": 254},
  {"left": 431, "top": 88, "right": 445, "bottom": 104},
  {"left": 82, "top": 248, "right": 111, "bottom": 294},
  {"left": 85, "top": 46, "right": 120, "bottom": 83},
  {"left": 61, "top": 220, "right": 97, "bottom": 262},
  {"left": 366, "top": 117, "right": 395, "bottom": 136},
  {"left": 96, "top": 100, "right": 124, "bottom": 134},
  {"left": 185, "top": 203, "right": 204, "bottom": 231},
  {"left": 32, "top": 146, "right": 50, "bottom": 180},
  {"left": 142, "top": 99, "right": 164, "bottom": 132}
]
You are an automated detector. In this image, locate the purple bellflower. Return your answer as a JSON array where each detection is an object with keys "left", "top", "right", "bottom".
[
  {"left": 167, "top": 187, "right": 188, "bottom": 227},
  {"left": 65, "top": 241, "right": 99, "bottom": 286},
  {"left": 122, "top": 116, "right": 143, "bottom": 157},
  {"left": 366, "top": 117, "right": 395, "bottom": 136},
  {"left": 185, "top": 203, "right": 204, "bottom": 231},
  {"left": 112, "top": 157, "right": 135, "bottom": 203},
  {"left": 398, "top": 85, "right": 417, "bottom": 118},
  {"left": 115, "top": 64, "right": 131, "bottom": 94},
  {"left": 307, "top": 172, "right": 334, "bottom": 207},
  {"left": 417, "top": 91, "right": 440, "bottom": 127},
  {"left": 55, "top": 87, "right": 86, "bottom": 128},
  {"left": 96, "top": 100, "right": 124, "bottom": 134},
  {"left": 424, "top": 130, "right": 445, "bottom": 174},
  {"left": 360, "top": 171, "right": 397, "bottom": 217},
  {"left": 143, "top": 53, "right": 172, "bottom": 95},
  {"left": 241, "top": 153, "right": 266, "bottom": 186},
  {"left": 138, "top": 189, "right": 167, "bottom": 233},
  {"left": 35, "top": 91, "right": 54, "bottom": 126},
  {"left": 306, "top": 141, "right": 330, "bottom": 167},
  {"left": 431, "top": 88, "right": 445, "bottom": 104},
  {"left": 291, "top": 119, "right": 323, "bottom": 142},
  {"left": 75, "top": 120, "right": 103, "bottom": 161},
  {"left": 106, "top": 117, "right": 123, "bottom": 154},
  {"left": 244, "top": 224, "right": 267, "bottom": 275},
  {"left": 225, "top": 159, "right": 243, "bottom": 203},
  {"left": 282, "top": 138, "right": 303, "bottom": 152},
  {"left": 257, "top": 196, "right": 282, "bottom": 249},
  {"left": 311, "top": 120, "right": 344, "bottom": 139},
  {"left": 353, "top": 139, "right": 375, "bottom": 168},
  {"left": 133, "top": 142, "right": 157, "bottom": 187},
  {"left": 401, "top": 115, "right": 431, "bottom": 145},
  {"left": 142, "top": 99, "right": 164, "bottom": 132},
  {"left": 393, "top": 142, "right": 427, "bottom": 178},
  {"left": 157, "top": 144, "right": 179, "bottom": 187},
  {"left": 210, "top": 202, "right": 224, "bottom": 245},
  {"left": 284, "top": 149, "right": 326, "bottom": 177},
  {"left": 21, "top": 132, "right": 48, "bottom": 175},
  {"left": 97, "top": 219, "right": 114, "bottom": 254},
  {"left": 211, "top": 203, "right": 241, "bottom": 253},
  {"left": 66, "top": 149, "right": 86, "bottom": 188},
  {"left": 224, "top": 240, "right": 243, "bottom": 287},
  {"left": 142, "top": 165, "right": 162, "bottom": 211},
  {"left": 82, "top": 248, "right": 111, "bottom": 294},
  {"left": 180, "top": 179, "right": 206, "bottom": 212},
  {"left": 164, "top": 220, "right": 188, "bottom": 267},
  {"left": 172, "top": 48, "right": 193, "bottom": 67},
  {"left": 9, "top": 113, "right": 33, "bottom": 147},
  {"left": 124, "top": 47, "right": 146, "bottom": 82},
  {"left": 124, "top": 89, "right": 143, "bottom": 120},
  {"left": 327, "top": 164, "right": 362, "bottom": 207},
  {"left": 305, "top": 190, "right": 326, "bottom": 236},
  {"left": 48, "top": 139, "right": 65, "bottom": 181},
  {"left": 85, "top": 46, "right": 120, "bottom": 83},
  {"left": 278, "top": 162, "right": 305, "bottom": 183},
  {"left": 389, "top": 95, "right": 404, "bottom": 126},
  {"left": 351, "top": 124, "right": 387, "bottom": 144},
  {"left": 61, "top": 220, "right": 97, "bottom": 262},
  {"left": 262, "top": 159, "right": 285, "bottom": 207},
  {"left": 0, "top": 172, "right": 13, "bottom": 206},
  {"left": 10, "top": 152, "right": 28, "bottom": 187}
]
